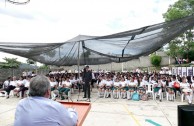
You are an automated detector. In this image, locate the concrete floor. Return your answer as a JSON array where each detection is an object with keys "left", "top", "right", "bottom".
[{"left": 0, "top": 89, "right": 188, "bottom": 126}]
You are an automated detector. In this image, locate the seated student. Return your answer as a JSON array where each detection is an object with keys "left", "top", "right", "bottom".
[
  {"left": 20, "top": 76, "right": 31, "bottom": 98},
  {"left": 49, "top": 76, "right": 59, "bottom": 100},
  {"left": 153, "top": 77, "right": 163, "bottom": 102},
  {"left": 138, "top": 77, "right": 146, "bottom": 99},
  {"left": 171, "top": 75, "right": 181, "bottom": 98},
  {"left": 69, "top": 75, "right": 76, "bottom": 93},
  {"left": 14, "top": 75, "right": 78, "bottom": 126},
  {"left": 180, "top": 77, "right": 192, "bottom": 105},
  {"left": 104, "top": 76, "right": 113, "bottom": 98},
  {"left": 127, "top": 77, "right": 137, "bottom": 100},
  {"left": 15, "top": 76, "right": 24, "bottom": 97},
  {"left": 3, "top": 77, "right": 15, "bottom": 99},
  {"left": 17, "top": 76, "right": 29, "bottom": 99},
  {"left": 59, "top": 77, "right": 72, "bottom": 100},
  {"left": 113, "top": 78, "right": 121, "bottom": 99},
  {"left": 120, "top": 77, "right": 127, "bottom": 99},
  {"left": 166, "top": 77, "right": 175, "bottom": 101},
  {"left": 97, "top": 76, "right": 106, "bottom": 98}
]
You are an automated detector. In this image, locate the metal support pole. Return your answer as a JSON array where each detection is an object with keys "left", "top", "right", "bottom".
[{"left": 77, "top": 41, "right": 80, "bottom": 79}]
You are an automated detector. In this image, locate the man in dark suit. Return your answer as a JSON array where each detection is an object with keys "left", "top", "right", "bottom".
[{"left": 82, "top": 66, "right": 92, "bottom": 100}]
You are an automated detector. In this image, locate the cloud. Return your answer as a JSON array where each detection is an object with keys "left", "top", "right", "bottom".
[{"left": 0, "top": 0, "right": 177, "bottom": 42}]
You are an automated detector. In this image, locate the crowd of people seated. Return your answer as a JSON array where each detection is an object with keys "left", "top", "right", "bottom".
[
  {"left": 97, "top": 71, "right": 194, "bottom": 104},
  {"left": 0, "top": 69, "right": 194, "bottom": 105}
]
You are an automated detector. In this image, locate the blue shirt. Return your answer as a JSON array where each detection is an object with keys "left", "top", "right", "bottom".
[{"left": 14, "top": 97, "right": 78, "bottom": 126}]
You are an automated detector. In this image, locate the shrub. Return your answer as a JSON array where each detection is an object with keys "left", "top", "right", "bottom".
[{"left": 150, "top": 55, "right": 162, "bottom": 67}]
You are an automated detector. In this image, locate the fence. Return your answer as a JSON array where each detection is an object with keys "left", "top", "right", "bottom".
[{"left": 0, "top": 68, "right": 50, "bottom": 82}]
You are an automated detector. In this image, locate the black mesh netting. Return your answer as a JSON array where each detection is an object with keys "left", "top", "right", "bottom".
[{"left": 0, "top": 15, "right": 194, "bottom": 66}]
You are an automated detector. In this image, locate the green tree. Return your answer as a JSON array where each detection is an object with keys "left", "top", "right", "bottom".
[
  {"left": 163, "top": 0, "right": 194, "bottom": 61},
  {"left": 0, "top": 57, "right": 21, "bottom": 69},
  {"left": 150, "top": 55, "right": 162, "bottom": 67}
]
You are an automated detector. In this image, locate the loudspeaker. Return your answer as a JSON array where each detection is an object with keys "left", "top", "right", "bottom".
[{"left": 178, "top": 105, "right": 194, "bottom": 126}]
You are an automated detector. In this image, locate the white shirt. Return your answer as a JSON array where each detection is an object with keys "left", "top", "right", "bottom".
[
  {"left": 64, "top": 81, "right": 72, "bottom": 87},
  {"left": 99, "top": 79, "right": 107, "bottom": 86},
  {"left": 25, "top": 80, "right": 30, "bottom": 87},
  {"left": 14, "top": 97, "right": 78, "bottom": 126},
  {"left": 3, "top": 80, "right": 10, "bottom": 87},
  {"left": 120, "top": 81, "right": 126, "bottom": 87},
  {"left": 50, "top": 81, "right": 58, "bottom": 87},
  {"left": 180, "top": 82, "right": 190, "bottom": 89},
  {"left": 106, "top": 80, "right": 113, "bottom": 87},
  {"left": 92, "top": 73, "right": 95, "bottom": 79},
  {"left": 128, "top": 82, "right": 137, "bottom": 87},
  {"left": 10, "top": 81, "right": 17, "bottom": 86},
  {"left": 113, "top": 82, "right": 120, "bottom": 87},
  {"left": 139, "top": 81, "right": 145, "bottom": 87},
  {"left": 17, "top": 80, "right": 24, "bottom": 86}
]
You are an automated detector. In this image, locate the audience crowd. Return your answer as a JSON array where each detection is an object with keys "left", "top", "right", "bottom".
[{"left": 1, "top": 68, "right": 194, "bottom": 105}]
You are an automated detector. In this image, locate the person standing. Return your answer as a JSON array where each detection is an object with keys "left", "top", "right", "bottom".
[
  {"left": 14, "top": 75, "right": 78, "bottom": 126},
  {"left": 82, "top": 66, "right": 92, "bottom": 99}
]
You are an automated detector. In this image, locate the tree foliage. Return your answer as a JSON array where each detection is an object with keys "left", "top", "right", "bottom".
[
  {"left": 0, "top": 57, "right": 21, "bottom": 69},
  {"left": 150, "top": 55, "right": 162, "bottom": 67},
  {"left": 163, "top": 0, "right": 194, "bottom": 60}
]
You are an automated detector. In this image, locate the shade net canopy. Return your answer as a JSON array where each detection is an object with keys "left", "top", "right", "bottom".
[{"left": 0, "top": 15, "right": 194, "bottom": 66}]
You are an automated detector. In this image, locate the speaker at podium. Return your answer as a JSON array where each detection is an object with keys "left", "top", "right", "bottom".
[{"left": 178, "top": 105, "right": 194, "bottom": 126}]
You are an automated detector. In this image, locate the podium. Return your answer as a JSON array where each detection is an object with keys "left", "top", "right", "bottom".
[
  {"left": 178, "top": 105, "right": 194, "bottom": 126},
  {"left": 59, "top": 101, "right": 91, "bottom": 126}
]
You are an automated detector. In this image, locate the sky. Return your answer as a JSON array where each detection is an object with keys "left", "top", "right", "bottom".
[{"left": 0, "top": 0, "right": 178, "bottom": 65}]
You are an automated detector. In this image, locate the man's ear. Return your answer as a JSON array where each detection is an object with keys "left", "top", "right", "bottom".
[{"left": 45, "top": 89, "right": 51, "bottom": 98}]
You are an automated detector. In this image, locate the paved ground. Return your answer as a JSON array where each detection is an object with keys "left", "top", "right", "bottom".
[{"left": 0, "top": 88, "right": 189, "bottom": 126}]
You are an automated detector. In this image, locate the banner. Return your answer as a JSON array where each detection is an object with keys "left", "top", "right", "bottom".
[
  {"left": 172, "top": 67, "right": 177, "bottom": 75},
  {"left": 182, "top": 67, "right": 187, "bottom": 77},
  {"left": 178, "top": 67, "right": 182, "bottom": 76},
  {"left": 187, "top": 67, "right": 193, "bottom": 76}
]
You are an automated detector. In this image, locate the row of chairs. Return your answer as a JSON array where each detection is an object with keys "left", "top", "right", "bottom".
[{"left": 97, "top": 84, "right": 190, "bottom": 102}]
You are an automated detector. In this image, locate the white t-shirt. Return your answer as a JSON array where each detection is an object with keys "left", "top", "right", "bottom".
[
  {"left": 128, "top": 82, "right": 137, "bottom": 87},
  {"left": 120, "top": 81, "right": 126, "bottom": 87},
  {"left": 3, "top": 80, "right": 10, "bottom": 87},
  {"left": 180, "top": 82, "right": 190, "bottom": 89},
  {"left": 64, "top": 81, "right": 71, "bottom": 87},
  {"left": 99, "top": 79, "right": 107, "bottom": 86},
  {"left": 106, "top": 80, "right": 113, "bottom": 87},
  {"left": 139, "top": 81, "right": 145, "bottom": 87},
  {"left": 50, "top": 81, "right": 58, "bottom": 87},
  {"left": 10, "top": 81, "right": 17, "bottom": 86},
  {"left": 25, "top": 80, "right": 30, "bottom": 87},
  {"left": 17, "top": 80, "right": 24, "bottom": 86},
  {"left": 113, "top": 82, "right": 120, "bottom": 87}
]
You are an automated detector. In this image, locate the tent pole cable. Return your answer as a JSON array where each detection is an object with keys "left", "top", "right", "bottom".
[{"left": 77, "top": 41, "right": 81, "bottom": 80}]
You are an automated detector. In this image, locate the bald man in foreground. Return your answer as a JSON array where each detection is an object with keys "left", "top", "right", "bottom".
[{"left": 14, "top": 75, "right": 78, "bottom": 126}]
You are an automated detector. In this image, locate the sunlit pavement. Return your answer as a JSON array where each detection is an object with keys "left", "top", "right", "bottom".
[{"left": 0, "top": 89, "right": 188, "bottom": 126}]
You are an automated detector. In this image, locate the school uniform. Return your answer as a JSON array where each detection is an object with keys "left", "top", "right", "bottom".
[
  {"left": 127, "top": 82, "right": 137, "bottom": 100},
  {"left": 50, "top": 81, "right": 59, "bottom": 100},
  {"left": 180, "top": 82, "right": 192, "bottom": 104},
  {"left": 104, "top": 80, "right": 113, "bottom": 98},
  {"left": 120, "top": 81, "right": 127, "bottom": 99},
  {"left": 59, "top": 81, "right": 71, "bottom": 100},
  {"left": 113, "top": 81, "right": 120, "bottom": 99},
  {"left": 4, "top": 80, "right": 16, "bottom": 97}
]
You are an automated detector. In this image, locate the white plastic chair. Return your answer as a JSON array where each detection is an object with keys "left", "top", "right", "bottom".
[
  {"left": 166, "top": 92, "right": 175, "bottom": 101},
  {"left": 104, "top": 90, "right": 113, "bottom": 98},
  {"left": 145, "top": 84, "right": 155, "bottom": 100}
]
